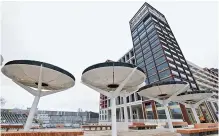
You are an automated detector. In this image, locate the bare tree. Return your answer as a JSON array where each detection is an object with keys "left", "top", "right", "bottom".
[{"left": 0, "top": 97, "right": 6, "bottom": 107}]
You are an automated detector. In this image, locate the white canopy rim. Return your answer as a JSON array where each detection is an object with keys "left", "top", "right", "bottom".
[
  {"left": 82, "top": 62, "right": 144, "bottom": 74},
  {"left": 81, "top": 62, "right": 146, "bottom": 92},
  {"left": 172, "top": 90, "right": 213, "bottom": 104},
  {"left": 1, "top": 60, "right": 75, "bottom": 91},
  {"left": 138, "top": 80, "right": 187, "bottom": 99}
]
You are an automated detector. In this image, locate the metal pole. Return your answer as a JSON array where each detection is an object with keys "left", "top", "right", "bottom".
[
  {"left": 24, "top": 65, "right": 43, "bottom": 131},
  {"left": 191, "top": 107, "right": 200, "bottom": 123},
  {"left": 164, "top": 104, "right": 174, "bottom": 132},
  {"left": 111, "top": 97, "right": 117, "bottom": 136},
  {"left": 123, "top": 96, "right": 129, "bottom": 130}
]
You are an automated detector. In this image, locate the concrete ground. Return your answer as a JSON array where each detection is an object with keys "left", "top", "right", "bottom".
[
  {"left": 84, "top": 128, "right": 180, "bottom": 136},
  {"left": 1, "top": 128, "right": 218, "bottom": 136}
]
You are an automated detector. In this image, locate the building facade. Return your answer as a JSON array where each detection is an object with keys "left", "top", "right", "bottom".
[
  {"left": 0, "top": 108, "right": 99, "bottom": 126},
  {"left": 99, "top": 2, "right": 218, "bottom": 125},
  {"left": 187, "top": 61, "right": 218, "bottom": 123}
]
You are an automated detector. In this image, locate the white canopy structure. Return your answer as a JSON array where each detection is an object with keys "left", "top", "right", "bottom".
[
  {"left": 138, "top": 81, "right": 190, "bottom": 132},
  {"left": 171, "top": 90, "right": 214, "bottom": 123},
  {"left": 81, "top": 62, "right": 146, "bottom": 136},
  {"left": 1, "top": 60, "right": 75, "bottom": 131}
]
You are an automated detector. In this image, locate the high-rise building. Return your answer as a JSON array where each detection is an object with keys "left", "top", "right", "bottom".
[
  {"left": 128, "top": 2, "right": 198, "bottom": 90},
  {"left": 99, "top": 2, "right": 218, "bottom": 125}
]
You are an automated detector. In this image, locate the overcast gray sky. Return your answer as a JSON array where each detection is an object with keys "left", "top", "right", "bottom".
[{"left": 1, "top": 1, "right": 218, "bottom": 112}]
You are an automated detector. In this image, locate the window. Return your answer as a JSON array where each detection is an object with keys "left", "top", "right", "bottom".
[
  {"left": 163, "top": 30, "right": 168, "bottom": 34},
  {"left": 146, "top": 24, "right": 155, "bottom": 33},
  {"left": 136, "top": 56, "right": 144, "bottom": 64},
  {"left": 173, "top": 55, "right": 178, "bottom": 60},
  {"left": 155, "top": 102, "right": 163, "bottom": 107},
  {"left": 157, "top": 110, "right": 167, "bottom": 119},
  {"left": 147, "top": 68, "right": 157, "bottom": 76},
  {"left": 178, "top": 66, "right": 184, "bottom": 72},
  {"left": 155, "top": 24, "right": 161, "bottom": 30},
  {"left": 143, "top": 46, "right": 150, "bottom": 54},
  {"left": 152, "top": 17, "right": 158, "bottom": 22},
  {"left": 146, "top": 61, "right": 155, "bottom": 70},
  {"left": 145, "top": 56, "right": 153, "bottom": 64},
  {"left": 162, "top": 45, "right": 169, "bottom": 50},
  {"left": 144, "top": 17, "right": 152, "bottom": 26},
  {"left": 182, "top": 64, "right": 188, "bottom": 68},
  {"left": 132, "top": 30, "right": 138, "bottom": 38},
  {"left": 170, "top": 108, "right": 183, "bottom": 119},
  {"left": 133, "top": 37, "right": 140, "bottom": 45},
  {"left": 175, "top": 60, "right": 181, "bottom": 65},
  {"left": 161, "top": 77, "right": 173, "bottom": 82},
  {"left": 155, "top": 56, "right": 166, "bottom": 65},
  {"left": 151, "top": 39, "right": 160, "bottom": 48},
  {"left": 159, "top": 69, "right": 171, "bottom": 79},
  {"left": 144, "top": 51, "right": 152, "bottom": 59},
  {"left": 171, "top": 49, "right": 177, "bottom": 54},
  {"left": 169, "top": 33, "right": 174, "bottom": 38},
  {"left": 149, "top": 35, "right": 158, "bottom": 43},
  {"left": 146, "top": 111, "right": 154, "bottom": 119},
  {"left": 148, "top": 29, "right": 157, "bottom": 38},
  {"left": 169, "top": 63, "right": 176, "bottom": 68},
  {"left": 138, "top": 24, "right": 145, "bottom": 33},
  {"left": 149, "top": 74, "right": 159, "bottom": 83},
  {"left": 138, "top": 61, "right": 145, "bottom": 68},
  {"left": 172, "top": 70, "right": 179, "bottom": 76},
  {"left": 136, "top": 51, "right": 143, "bottom": 59},
  {"left": 139, "top": 31, "right": 146, "bottom": 39},
  {"left": 166, "top": 26, "right": 171, "bottom": 31},
  {"left": 140, "top": 37, "right": 148, "bottom": 45},
  {"left": 180, "top": 58, "right": 185, "bottom": 63},
  {"left": 142, "top": 41, "right": 149, "bottom": 49},
  {"left": 180, "top": 73, "right": 187, "bottom": 79},
  {"left": 158, "top": 35, "right": 165, "bottom": 41},
  {"left": 157, "top": 30, "right": 163, "bottom": 35},
  {"left": 185, "top": 70, "right": 190, "bottom": 75},
  {"left": 154, "top": 50, "right": 164, "bottom": 59},
  {"left": 157, "top": 62, "right": 168, "bottom": 71},
  {"left": 167, "top": 39, "right": 172, "bottom": 44},
  {"left": 152, "top": 44, "right": 162, "bottom": 53},
  {"left": 188, "top": 76, "right": 194, "bottom": 81},
  {"left": 134, "top": 44, "right": 141, "bottom": 52}
]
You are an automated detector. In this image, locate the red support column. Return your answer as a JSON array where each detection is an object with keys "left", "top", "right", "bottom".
[{"left": 179, "top": 103, "right": 192, "bottom": 125}]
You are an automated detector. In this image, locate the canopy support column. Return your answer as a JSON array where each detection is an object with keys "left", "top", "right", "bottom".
[
  {"left": 24, "top": 65, "right": 43, "bottom": 131},
  {"left": 164, "top": 104, "right": 174, "bottom": 132},
  {"left": 111, "top": 97, "right": 117, "bottom": 136},
  {"left": 123, "top": 95, "right": 129, "bottom": 130},
  {"left": 191, "top": 106, "right": 200, "bottom": 124}
]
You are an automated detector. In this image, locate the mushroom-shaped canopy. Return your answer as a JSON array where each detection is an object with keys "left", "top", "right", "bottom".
[
  {"left": 81, "top": 62, "right": 146, "bottom": 93},
  {"left": 171, "top": 90, "right": 213, "bottom": 104},
  {"left": 1, "top": 60, "right": 75, "bottom": 91},
  {"left": 138, "top": 81, "right": 188, "bottom": 100}
]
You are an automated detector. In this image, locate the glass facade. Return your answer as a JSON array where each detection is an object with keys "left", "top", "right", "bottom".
[{"left": 129, "top": 2, "right": 199, "bottom": 90}]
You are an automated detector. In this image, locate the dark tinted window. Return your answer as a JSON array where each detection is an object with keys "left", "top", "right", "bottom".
[
  {"left": 146, "top": 61, "right": 155, "bottom": 70},
  {"left": 157, "top": 62, "right": 168, "bottom": 71},
  {"left": 147, "top": 68, "right": 157, "bottom": 76},
  {"left": 159, "top": 69, "right": 171, "bottom": 79},
  {"left": 149, "top": 74, "right": 159, "bottom": 83}
]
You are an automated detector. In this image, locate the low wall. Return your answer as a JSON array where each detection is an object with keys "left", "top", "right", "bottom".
[
  {"left": 1, "top": 131, "right": 84, "bottom": 136},
  {"left": 99, "top": 119, "right": 184, "bottom": 130}
]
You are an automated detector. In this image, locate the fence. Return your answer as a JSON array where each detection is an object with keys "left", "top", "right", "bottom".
[{"left": 0, "top": 117, "right": 99, "bottom": 129}]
